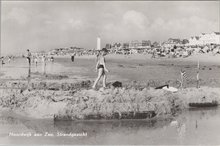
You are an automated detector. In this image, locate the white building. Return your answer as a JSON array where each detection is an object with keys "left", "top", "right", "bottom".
[
  {"left": 189, "top": 32, "right": 220, "bottom": 46},
  {"left": 200, "top": 32, "right": 220, "bottom": 45}
]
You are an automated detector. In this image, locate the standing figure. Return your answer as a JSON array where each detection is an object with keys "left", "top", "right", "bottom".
[
  {"left": 180, "top": 69, "right": 187, "bottom": 89},
  {"left": 8, "top": 56, "right": 11, "bottom": 63},
  {"left": 71, "top": 52, "right": 76, "bottom": 62},
  {"left": 92, "top": 48, "right": 109, "bottom": 89},
  {"left": 26, "top": 49, "right": 32, "bottom": 66},
  {"left": 1, "top": 57, "right": 5, "bottom": 66},
  {"left": 51, "top": 56, "right": 54, "bottom": 62},
  {"left": 42, "top": 55, "right": 47, "bottom": 75},
  {"left": 34, "top": 55, "right": 38, "bottom": 66}
]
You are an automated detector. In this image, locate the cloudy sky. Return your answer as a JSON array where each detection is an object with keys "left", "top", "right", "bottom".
[{"left": 1, "top": 1, "right": 219, "bottom": 55}]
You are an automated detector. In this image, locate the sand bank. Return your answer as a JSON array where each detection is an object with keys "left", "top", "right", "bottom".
[{"left": 0, "top": 80, "right": 219, "bottom": 120}]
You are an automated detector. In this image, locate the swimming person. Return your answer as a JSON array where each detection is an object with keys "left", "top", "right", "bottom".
[
  {"left": 26, "top": 49, "right": 32, "bottom": 66},
  {"left": 92, "top": 48, "right": 109, "bottom": 89}
]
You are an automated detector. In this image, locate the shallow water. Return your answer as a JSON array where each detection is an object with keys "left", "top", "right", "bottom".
[
  {"left": 1, "top": 56, "right": 220, "bottom": 84},
  {"left": 0, "top": 107, "right": 220, "bottom": 145}
]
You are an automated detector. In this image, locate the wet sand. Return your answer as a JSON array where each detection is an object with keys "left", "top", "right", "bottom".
[
  {"left": 1, "top": 54, "right": 220, "bottom": 87},
  {"left": 55, "top": 53, "right": 220, "bottom": 87}
]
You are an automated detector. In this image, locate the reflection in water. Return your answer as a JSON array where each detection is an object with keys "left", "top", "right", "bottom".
[
  {"left": 27, "top": 66, "right": 31, "bottom": 87},
  {"left": 27, "top": 66, "right": 31, "bottom": 78},
  {"left": 196, "top": 120, "right": 198, "bottom": 129},
  {"left": 0, "top": 108, "right": 220, "bottom": 145},
  {"left": 43, "top": 63, "right": 46, "bottom": 75},
  {"left": 53, "top": 119, "right": 171, "bottom": 135}
]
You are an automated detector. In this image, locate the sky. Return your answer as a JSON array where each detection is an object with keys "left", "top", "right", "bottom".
[{"left": 1, "top": 1, "right": 219, "bottom": 55}]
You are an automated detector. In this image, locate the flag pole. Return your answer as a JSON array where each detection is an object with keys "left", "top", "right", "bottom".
[
  {"left": 196, "top": 60, "right": 200, "bottom": 88},
  {"left": 180, "top": 69, "right": 183, "bottom": 89}
]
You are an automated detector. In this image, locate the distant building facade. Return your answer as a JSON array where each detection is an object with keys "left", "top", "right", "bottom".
[
  {"left": 105, "top": 44, "right": 112, "bottom": 50},
  {"left": 142, "top": 40, "right": 151, "bottom": 47},
  {"left": 162, "top": 38, "right": 183, "bottom": 47},
  {"left": 129, "top": 40, "right": 151, "bottom": 49},
  {"left": 122, "top": 43, "right": 129, "bottom": 49},
  {"left": 189, "top": 32, "right": 220, "bottom": 45}
]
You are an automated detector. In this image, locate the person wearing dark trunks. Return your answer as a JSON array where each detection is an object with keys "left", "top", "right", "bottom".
[
  {"left": 92, "top": 48, "right": 109, "bottom": 89},
  {"left": 71, "top": 52, "right": 76, "bottom": 62},
  {"left": 26, "top": 49, "right": 31, "bottom": 66}
]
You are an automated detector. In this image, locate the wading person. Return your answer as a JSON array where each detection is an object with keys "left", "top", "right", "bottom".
[
  {"left": 42, "top": 55, "right": 47, "bottom": 75},
  {"left": 92, "top": 48, "right": 109, "bottom": 89},
  {"left": 71, "top": 52, "right": 76, "bottom": 62},
  {"left": 34, "top": 55, "right": 38, "bottom": 67},
  {"left": 26, "top": 49, "right": 32, "bottom": 66},
  {"left": 1, "top": 57, "right": 5, "bottom": 66}
]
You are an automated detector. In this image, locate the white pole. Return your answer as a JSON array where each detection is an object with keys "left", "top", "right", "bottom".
[
  {"left": 181, "top": 72, "right": 183, "bottom": 89},
  {"left": 197, "top": 60, "right": 200, "bottom": 88},
  {"left": 97, "top": 37, "right": 101, "bottom": 50}
]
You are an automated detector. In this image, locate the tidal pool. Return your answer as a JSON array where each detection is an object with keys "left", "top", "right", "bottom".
[{"left": 0, "top": 107, "right": 220, "bottom": 145}]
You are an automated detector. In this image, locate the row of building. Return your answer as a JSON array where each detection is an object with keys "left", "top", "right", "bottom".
[
  {"left": 104, "top": 32, "right": 220, "bottom": 51},
  {"left": 37, "top": 32, "right": 219, "bottom": 56},
  {"left": 188, "top": 32, "right": 220, "bottom": 46}
]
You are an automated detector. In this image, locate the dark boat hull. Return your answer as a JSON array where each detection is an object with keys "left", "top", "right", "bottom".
[{"left": 189, "top": 101, "right": 218, "bottom": 108}]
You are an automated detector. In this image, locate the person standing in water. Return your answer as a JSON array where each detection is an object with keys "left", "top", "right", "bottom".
[
  {"left": 92, "top": 48, "right": 109, "bottom": 89},
  {"left": 71, "top": 52, "right": 76, "bottom": 62},
  {"left": 26, "top": 49, "right": 32, "bottom": 66},
  {"left": 34, "top": 55, "right": 38, "bottom": 66},
  {"left": 1, "top": 57, "right": 5, "bottom": 66},
  {"left": 42, "top": 55, "right": 47, "bottom": 75}
]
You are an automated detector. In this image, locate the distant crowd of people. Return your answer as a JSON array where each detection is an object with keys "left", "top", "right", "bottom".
[
  {"left": 150, "top": 44, "right": 220, "bottom": 58},
  {"left": 49, "top": 44, "right": 220, "bottom": 59},
  {"left": 0, "top": 55, "right": 15, "bottom": 66},
  {"left": 24, "top": 49, "right": 55, "bottom": 67},
  {"left": 1, "top": 44, "right": 219, "bottom": 90}
]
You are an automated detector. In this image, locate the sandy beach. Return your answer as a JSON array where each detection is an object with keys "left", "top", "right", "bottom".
[
  {"left": 0, "top": 53, "right": 220, "bottom": 120},
  {"left": 2, "top": 53, "right": 220, "bottom": 85},
  {"left": 1, "top": 1, "right": 219, "bottom": 144}
]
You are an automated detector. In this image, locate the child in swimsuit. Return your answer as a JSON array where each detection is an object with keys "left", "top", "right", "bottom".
[{"left": 92, "top": 48, "right": 109, "bottom": 89}]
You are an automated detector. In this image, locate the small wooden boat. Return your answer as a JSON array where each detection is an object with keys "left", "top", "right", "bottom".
[
  {"left": 189, "top": 101, "right": 218, "bottom": 108},
  {"left": 54, "top": 111, "right": 156, "bottom": 121}
]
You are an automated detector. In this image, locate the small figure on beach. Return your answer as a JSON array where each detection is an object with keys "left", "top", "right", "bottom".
[
  {"left": 151, "top": 48, "right": 156, "bottom": 58},
  {"left": 34, "top": 55, "right": 38, "bottom": 66},
  {"left": 42, "top": 55, "right": 47, "bottom": 75},
  {"left": 50, "top": 56, "right": 54, "bottom": 62},
  {"left": 8, "top": 56, "right": 11, "bottom": 63},
  {"left": 26, "top": 49, "right": 32, "bottom": 66},
  {"left": 92, "top": 48, "right": 109, "bottom": 89},
  {"left": 1, "top": 57, "right": 5, "bottom": 66},
  {"left": 180, "top": 69, "right": 187, "bottom": 89},
  {"left": 71, "top": 52, "right": 76, "bottom": 62}
]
